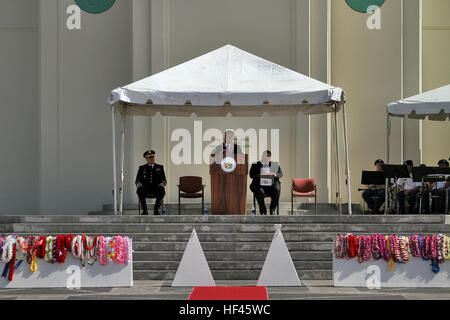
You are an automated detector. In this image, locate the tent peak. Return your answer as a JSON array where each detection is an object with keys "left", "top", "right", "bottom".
[{"left": 108, "top": 45, "right": 344, "bottom": 111}]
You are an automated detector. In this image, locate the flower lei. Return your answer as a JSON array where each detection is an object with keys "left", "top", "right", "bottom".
[
  {"left": 334, "top": 235, "right": 345, "bottom": 259},
  {"left": 437, "top": 235, "right": 444, "bottom": 263},
  {"left": 124, "top": 237, "right": 132, "bottom": 265},
  {"left": 357, "top": 235, "right": 371, "bottom": 263},
  {"left": 409, "top": 235, "right": 421, "bottom": 258},
  {"left": 398, "top": 236, "right": 409, "bottom": 263},
  {"left": 348, "top": 235, "right": 357, "bottom": 259},
  {"left": 82, "top": 236, "right": 99, "bottom": 266},
  {"left": 113, "top": 236, "right": 125, "bottom": 264},
  {"left": 1, "top": 236, "right": 15, "bottom": 263},
  {"left": 378, "top": 235, "right": 389, "bottom": 262},
  {"left": 106, "top": 237, "right": 116, "bottom": 263},
  {"left": 389, "top": 235, "right": 402, "bottom": 263},
  {"left": 54, "top": 235, "right": 67, "bottom": 264},
  {"left": 45, "top": 236, "right": 55, "bottom": 263},
  {"left": 98, "top": 236, "right": 108, "bottom": 266},
  {"left": 371, "top": 235, "right": 381, "bottom": 260},
  {"left": 0, "top": 234, "right": 131, "bottom": 282},
  {"left": 443, "top": 235, "right": 450, "bottom": 260},
  {"left": 431, "top": 235, "right": 440, "bottom": 273},
  {"left": 385, "top": 236, "right": 395, "bottom": 271},
  {"left": 71, "top": 235, "right": 83, "bottom": 260}
]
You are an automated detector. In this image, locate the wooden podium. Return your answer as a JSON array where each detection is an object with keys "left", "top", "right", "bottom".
[{"left": 209, "top": 154, "right": 248, "bottom": 215}]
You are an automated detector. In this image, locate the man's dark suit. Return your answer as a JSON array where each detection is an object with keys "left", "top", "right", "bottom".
[
  {"left": 135, "top": 163, "right": 167, "bottom": 215},
  {"left": 249, "top": 161, "right": 283, "bottom": 215}
]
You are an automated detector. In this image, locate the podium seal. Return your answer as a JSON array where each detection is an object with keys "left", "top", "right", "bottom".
[{"left": 221, "top": 157, "right": 236, "bottom": 173}]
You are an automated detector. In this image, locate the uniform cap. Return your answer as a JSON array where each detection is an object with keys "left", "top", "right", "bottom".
[{"left": 143, "top": 150, "right": 156, "bottom": 158}]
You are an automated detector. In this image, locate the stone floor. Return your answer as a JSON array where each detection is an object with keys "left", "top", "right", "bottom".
[{"left": 0, "top": 280, "right": 449, "bottom": 300}]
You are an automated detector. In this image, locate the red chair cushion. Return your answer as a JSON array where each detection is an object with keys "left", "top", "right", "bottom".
[
  {"left": 180, "top": 192, "right": 203, "bottom": 198},
  {"left": 293, "top": 193, "right": 316, "bottom": 197},
  {"left": 292, "top": 178, "right": 316, "bottom": 193},
  {"left": 179, "top": 176, "right": 203, "bottom": 194}
]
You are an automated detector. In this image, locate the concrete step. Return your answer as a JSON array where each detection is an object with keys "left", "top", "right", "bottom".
[
  {"left": 2, "top": 214, "right": 448, "bottom": 281},
  {"left": 133, "top": 251, "right": 332, "bottom": 261},
  {"left": 132, "top": 269, "right": 332, "bottom": 280},
  {"left": 133, "top": 260, "right": 332, "bottom": 271},
  {"left": 100, "top": 202, "right": 360, "bottom": 216},
  {"left": 3, "top": 231, "right": 445, "bottom": 243},
  {"left": 132, "top": 241, "right": 333, "bottom": 251},
  {"left": 0, "top": 232, "right": 336, "bottom": 242},
  {"left": 7, "top": 223, "right": 450, "bottom": 234},
  {"left": 0, "top": 215, "right": 446, "bottom": 224}
]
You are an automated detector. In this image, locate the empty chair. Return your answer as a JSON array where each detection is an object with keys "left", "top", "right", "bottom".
[
  {"left": 291, "top": 178, "right": 317, "bottom": 215},
  {"left": 178, "top": 176, "right": 206, "bottom": 215}
]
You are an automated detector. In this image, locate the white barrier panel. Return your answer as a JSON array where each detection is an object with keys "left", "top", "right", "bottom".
[
  {"left": 257, "top": 224, "right": 301, "bottom": 287},
  {"left": 334, "top": 256, "right": 450, "bottom": 288},
  {"left": 0, "top": 254, "right": 133, "bottom": 289},
  {"left": 172, "top": 228, "right": 215, "bottom": 287}
]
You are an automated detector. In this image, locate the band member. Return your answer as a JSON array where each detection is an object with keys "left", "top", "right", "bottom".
[
  {"left": 397, "top": 160, "right": 421, "bottom": 214},
  {"left": 249, "top": 150, "right": 283, "bottom": 215},
  {"left": 362, "top": 159, "right": 386, "bottom": 214},
  {"left": 422, "top": 159, "right": 449, "bottom": 214},
  {"left": 136, "top": 150, "right": 167, "bottom": 215}
]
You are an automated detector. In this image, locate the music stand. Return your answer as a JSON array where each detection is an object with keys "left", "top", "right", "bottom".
[
  {"left": 360, "top": 171, "right": 386, "bottom": 215},
  {"left": 381, "top": 164, "right": 410, "bottom": 215},
  {"left": 361, "top": 171, "right": 386, "bottom": 185},
  {"left": 413, "top": 166, "right": 450, "bottom": 214},
  {"left": 412, "top": 166, "right": 435, "bottom": 182}
]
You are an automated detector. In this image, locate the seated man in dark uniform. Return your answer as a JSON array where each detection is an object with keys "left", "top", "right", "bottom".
[
  {"left": 136, "top": 150, "right": 167, "bottom": 215},
  {"left": 362, "top": 159, "right": 386, "bottom": 214},
  {"left": 422, "top": 159, "right": 450, "bottom": 214},
  {"left": 249, "top": 150, "right": 283, "bottom": 215}
]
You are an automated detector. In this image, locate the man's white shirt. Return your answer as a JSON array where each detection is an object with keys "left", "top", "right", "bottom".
[{"left": 396, "top": 173, "right": 421, "bottom": 191}]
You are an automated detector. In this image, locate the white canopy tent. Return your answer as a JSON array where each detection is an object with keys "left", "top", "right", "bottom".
[
  {"left": 386, "top": 84, "right": 450, "bottom": 163},
  {"left": 108, "top": 45, "right": 352, "bottom": 215},
  {"left": 385, "top": 84, "right": 450, "bottom": 214}
]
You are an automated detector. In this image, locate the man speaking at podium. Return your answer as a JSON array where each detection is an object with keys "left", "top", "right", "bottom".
[
  {"left": 249, "top": 150, "right": 283, "bottom": 215},
  {"left": 211, "top": 130, "right": 244, "bottom": 165},
  {"left": 214, "top": 130, "right": 243, "bottom": 157}
]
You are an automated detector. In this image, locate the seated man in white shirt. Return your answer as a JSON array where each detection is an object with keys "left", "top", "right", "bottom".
[
  {"left": 422, "top": 159, "right": 450, "bottom": 214},
  {"left": 397, "top": 160, "right": 422, "bottom": 214},
  {"left": 249, "top": 150, "right": 283, "bottom": 215}
]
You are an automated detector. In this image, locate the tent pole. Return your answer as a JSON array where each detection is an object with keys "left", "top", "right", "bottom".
[
  {"left": 342, "top": 99, "right": 352, "bottom": 215},
  {"left": 120, "top": 110, "right": 126, "bottom": 216},
  {"left": 334, "top": 108, "right": 343, "bottom": 215},
  {"left": 385, "top": 110, "right": 391, "bottom": 215},
  {"left": 112, "top": 105, "right": 118, "bottom": 216}
]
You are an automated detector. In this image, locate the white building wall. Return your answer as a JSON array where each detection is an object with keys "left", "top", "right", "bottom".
[
  {"left": 3, "top": 0, "right": 443, "bottom": 215},
  {"left": 39, "top": 0, "right": 131, "bottom": 214},
  {"left": 0, "top": 0, "right": 39, "bottom": 214}
]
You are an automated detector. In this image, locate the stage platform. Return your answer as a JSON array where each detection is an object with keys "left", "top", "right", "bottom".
[
  {"left": 92, "top": 202, "right": 361, "bottom": 216},
  {"left": 1, "top": 210, "right": 450, "bottom": 281}
]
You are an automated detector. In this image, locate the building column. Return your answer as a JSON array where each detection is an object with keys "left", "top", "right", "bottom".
[
  {"left": 310, "top": 0, "right": 330, "bottom": 202},
  {"left": 402, "top": 0, "right": 422, "bottom": 164},
  {"left": 39, "top": 0, "right": 60, "bottom": 214},
  {"left": 125, "top": 0, "right": 153, "bottom": 205},
  {"left": 293, "top": 0, "right": 310, "bottom": 185}
]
